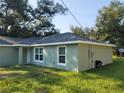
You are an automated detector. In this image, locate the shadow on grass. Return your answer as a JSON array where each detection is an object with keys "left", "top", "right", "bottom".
[
  {"left": 0, "top": 64, "right": 95, "bottom": 93},
  {"left": 34, "top": 87, "right": 53, "bottom": 93},
  {"left": 0, "top": 65, "right": 67, "bottom": 93}
]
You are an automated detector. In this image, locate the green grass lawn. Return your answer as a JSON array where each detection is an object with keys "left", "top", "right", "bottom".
[{"left": 0, "top": 58, "right": 124, "bottom": 93}]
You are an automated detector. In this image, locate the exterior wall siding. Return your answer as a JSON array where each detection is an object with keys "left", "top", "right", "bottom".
[
  {"left": 0, "top": 47, "right": 18, "bottom": 66},
  {"left": 92, "top": 45, "right": 113, "bottom": 66},
  {"left": 78, "top": 44, "right": 90, "bottom": 71},
  {"left": 78, "top": 43, "right": 113, "bottom": 71},
  {"left": 30, "top": 44, "right": 79, "bottom": 71}
]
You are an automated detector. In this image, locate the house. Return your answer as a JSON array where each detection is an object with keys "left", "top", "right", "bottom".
[{"left": 0, "top": 32, "right": 115, "bottom": 72}]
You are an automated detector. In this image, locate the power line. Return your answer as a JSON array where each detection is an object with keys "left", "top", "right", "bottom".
[{"left": 60, "top": 0, "right": 83, "bottom": 28}]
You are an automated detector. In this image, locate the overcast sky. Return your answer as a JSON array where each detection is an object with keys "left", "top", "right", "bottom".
[{"left": 29, "top": 0, "right": 124, "bottom": 33}]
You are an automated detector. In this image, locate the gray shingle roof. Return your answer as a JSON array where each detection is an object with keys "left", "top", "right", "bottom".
[
  {"left": 0, "top": 39, "right": 12, "bottom": 45},
  {"left": 0, "top": 32, "right": 111, "bottom": 46},
  {"left": 16, "top": 32, "right": 98, "bottom": 45},
  {"left": 34, "top": 32, "right": 100, "bottom": 44},
  {"left": 17, "top": 37, "right": 42, "bottom": 45},
  {"left": 0, "top": 36, "right": 21, "bottom": 45}
]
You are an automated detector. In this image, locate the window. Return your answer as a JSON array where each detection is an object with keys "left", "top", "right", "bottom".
[
  {"left": 58, "top": 46, "right": 66, "bottom": 65},
  {"left": 34, "top": 47, "right": 43, "bottom": 62}
]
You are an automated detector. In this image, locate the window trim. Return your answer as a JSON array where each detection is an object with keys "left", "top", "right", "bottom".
[
  {"left": 34, "top": 47, "right": 44, "bottom": 63},
  {"left": 57, "top": 46, "right": 67, "bottom": 66}
]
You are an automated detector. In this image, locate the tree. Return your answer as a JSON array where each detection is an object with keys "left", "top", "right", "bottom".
[
  {"left": 0, "top": 0, "right": 67, "bottom": 37},
  {"left": 70, "top": 25, "right": 85, "bottom": 37},
  {"left": 96, "top": 0, "right": 124, "bottom": 47},
  {"left": 70, "top": 25, "right": 99, "bottom": 40}
]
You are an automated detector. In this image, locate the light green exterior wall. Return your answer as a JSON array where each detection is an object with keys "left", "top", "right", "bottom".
[
  {"left": 30, "top": 44, "right": 79, "bottom": 71},
  {"left": 29, "top": 43, "right": 113, "bottom": 72},
  {"left": 0, "top": 43, "right": 113, "bottom": 71},
  {"left": 0, "top": 47, "right": 18, "bottom": 66},
  {"left": 78, "top": 43, "right": 113, "bottom": 71},
  {"left": 92, "top": 45, "right": 113, "bottom": 66},
  {"left": 78, "top": 44, "right": 90, "bottom": 71}
]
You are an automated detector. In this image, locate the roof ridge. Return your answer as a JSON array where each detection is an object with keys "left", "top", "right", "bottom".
[{"left": 35, "top": 33, "right": 60, "bottom": 41}]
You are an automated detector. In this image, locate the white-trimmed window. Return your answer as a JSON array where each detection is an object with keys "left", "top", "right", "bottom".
[
  {"left": 34, "top": 47, "right": 43, "bottom": 62},
  {"left": 58, "top": 46, "right": 66, "bottom": 65}
]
